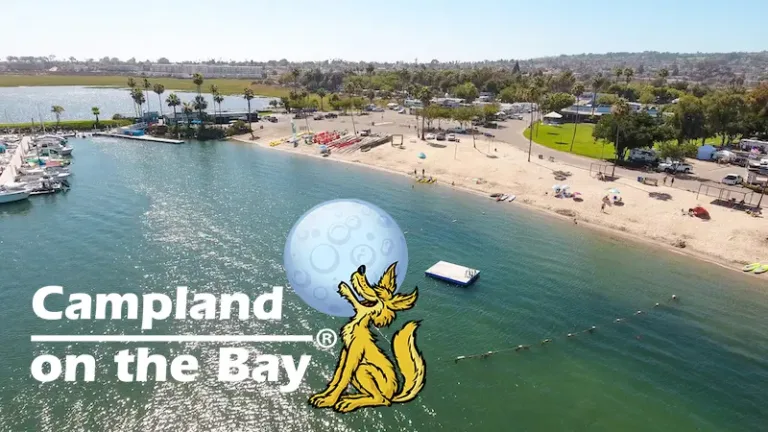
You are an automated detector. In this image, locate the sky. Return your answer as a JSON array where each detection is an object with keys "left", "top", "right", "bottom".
[{"left": 3, "top": 0, "right": 767, "bottom": 62}]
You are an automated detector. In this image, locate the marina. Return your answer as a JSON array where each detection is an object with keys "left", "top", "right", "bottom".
[{"left": 0, "top": 134, "right": 73, "bottom": 201}]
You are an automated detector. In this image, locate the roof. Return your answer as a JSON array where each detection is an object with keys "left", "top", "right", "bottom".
[{"left": 544, "top": 111, "right": 563, "bottom": 119}]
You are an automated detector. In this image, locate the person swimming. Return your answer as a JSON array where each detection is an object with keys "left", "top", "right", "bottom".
[
  {"left": 515, "top": 344, "right": 530, "bottom": 351},
  {"left": 454, "top": 356, "right": 466, "bottom": 364},
  {"left": 587, "top": 326, "right": 596, "bottom": 333},
  {"left": 567, "top": 333, "right": 576, "bottom": 338},
  {"left": 654, "top": 302, "right": 660, "bottom": 308},
  {"left": 541, "top": 339, "right": 552, "bottom": 345},
  {"left": 671, "top": 294, "right": 678, "bottom": 301},
  {"left": 615, "top": 318, "right": 625, "bottom": 323},
  {"left": 635, "top": 310, "right": 645, "bottom": 315}
]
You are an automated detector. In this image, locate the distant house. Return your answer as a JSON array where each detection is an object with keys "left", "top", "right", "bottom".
[{"left": 432, "top": 97, "right": 464, "bottom": 108}]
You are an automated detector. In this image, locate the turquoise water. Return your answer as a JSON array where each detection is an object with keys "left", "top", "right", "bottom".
[{"left": 1, "top": 138, "right": 766, "bottom": 431}]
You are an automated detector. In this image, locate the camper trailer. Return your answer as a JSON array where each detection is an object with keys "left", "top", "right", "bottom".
[{"left": 628, "top": 148, "right": 658, "bottom": 164}]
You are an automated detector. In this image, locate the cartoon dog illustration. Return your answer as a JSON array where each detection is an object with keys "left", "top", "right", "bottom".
[{"left": 309, "top": 262, "right": 425, "bottom": 413}]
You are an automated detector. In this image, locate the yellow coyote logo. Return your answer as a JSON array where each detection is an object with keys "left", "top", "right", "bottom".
[{"left": 309, "top": 262, "right": 426, "bottom": 413}]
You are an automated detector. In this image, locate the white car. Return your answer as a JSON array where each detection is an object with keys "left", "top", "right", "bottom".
[
  {"left": 425, "top": 133, "right": 436, "bottom": 140},
  {"left": 660, "top": 162, "right": 692, "bottom": 173},
  {"left": 447, "top": 133, "right": 456, "bottom": 141},
  {"left": 721, "top": 174, "right": 743, "bottom": 185}
]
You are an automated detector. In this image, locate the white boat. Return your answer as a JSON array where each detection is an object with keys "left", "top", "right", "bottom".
[
  {"left": 0, "top": 184, "right": 30, "bottom": 204},
  {"left": 508, "top": 195, "right": 516, "bottom": 202}
]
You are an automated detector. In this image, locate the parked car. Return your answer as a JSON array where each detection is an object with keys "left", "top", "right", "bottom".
[
  {"left": 663, "top": 163, "right": 693, "bottom": 173},
  {"left": 264, "top": 116, "right": 278, "bottom": 123},
  {"left": 510, "top": 114, "right": 524, "bottom": 120},
  {"left": 293, "top": 112, "right": 307, "bottom": 119},
  {"left": 722, "top": 174, "right": 744, "bottom": 185},
  {"left": 313, "top": 114, "right": 325, "bottom": 120},
  {"left": 447, "top": 133, "right": 456, "bottom": 141},
  {"left": 324, "top": 113, "right": 338, "bottom": 119},
  {"left": 425, "top": 133, "right": 436, "bottom": 140},
  {"left": 436, "top": 133, "right": 446, "bottom": 141}
]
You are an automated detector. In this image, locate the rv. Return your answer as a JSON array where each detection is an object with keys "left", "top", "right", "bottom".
[{"left": 628, "top": 148, "right": 658, "bottom": 164}]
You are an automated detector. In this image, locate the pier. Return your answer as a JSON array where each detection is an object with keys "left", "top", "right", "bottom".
[
  {"left": 93, "top": 132, "right": 184, "bottom": 144},
  {"left": 0, "top": 136, "right": 30, "bottom": 186}
]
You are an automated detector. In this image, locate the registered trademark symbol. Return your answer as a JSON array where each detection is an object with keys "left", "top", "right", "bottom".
[{"left": 315, "top": 328, "right": 338, "bottom": 349}]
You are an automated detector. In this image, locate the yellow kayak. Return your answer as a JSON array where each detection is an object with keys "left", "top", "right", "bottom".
[
  {"left": 743, "top": 263, "right": 761, "bottom": 272},
  {"left": 754, "top": 264, "right": 768, "bottom": 274}
]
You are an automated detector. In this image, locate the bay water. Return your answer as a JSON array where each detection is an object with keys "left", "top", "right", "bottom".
[
  {"left": 0, "top": 86, "right": 275, "bottom": 124},
  {"left": 0, "top": 138, "right": 766, "bottom": 431}
]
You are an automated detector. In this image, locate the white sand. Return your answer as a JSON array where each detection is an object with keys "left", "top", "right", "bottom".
[{"left": 234, "top": 112, "right": 768, "bottom": 272}]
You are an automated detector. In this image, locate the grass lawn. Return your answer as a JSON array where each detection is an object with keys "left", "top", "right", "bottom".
[{"left": 524, "top": 122, "right": 616, "bottom": 159}]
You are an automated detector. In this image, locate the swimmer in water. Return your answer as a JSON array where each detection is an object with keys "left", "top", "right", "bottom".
[
  {"left": 454, "top": 356, "right": 466, "bottom": 364},
  {"left": 635, "top": 310, "right": 645, "bottom": 315},
  {"left": 671, "top": 294, "right": 678, "bottom": 301},
  {"left": 615, "top": 318, "right": 624, "bottom": 323},
  {"left": 654, "top": 302, "right": 660, "bottom": 308},
  {"left": 541, "top": 339, "right": 552, "bottom": 345},
  {"left": 587, "top": 326, "right": 596, "bottom": 334},
  {"left": 567, "top": 333, "right": 575, "bottom": 338},
  {"left": 515, "top": 345, "right": 530, "bottom": 351}
]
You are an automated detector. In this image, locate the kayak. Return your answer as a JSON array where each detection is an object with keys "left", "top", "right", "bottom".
[
  {"left": 754, "top": 264, "right": 768, "bottom": 274},
  {"left": 490, "top": 193, "right": 502, "bottom": 198},
  {"left": 743, "top": 263, "right": 761, "bottom": 272},
  {"left": 508, "top": 195, "right": 516, "bottom": 202}
]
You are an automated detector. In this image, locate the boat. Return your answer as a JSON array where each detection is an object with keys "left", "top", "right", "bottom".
[
  {"left": 507, "top": 195, "right": 517, "bottom": 202},
  {"left": 0, "top": 184, "right": 31, "bottom": 204},
  {"left": 497, "top": 194, "right": 509, "bottom": 202},
  {"left": 754, "top": 264, "right": 768, "bottom": 274},
  {"left": 490, "top": 193, "right": 502, "bottom": 198},
  {"left": 743, "top": 263, "right": 761, "bottom": 272}
]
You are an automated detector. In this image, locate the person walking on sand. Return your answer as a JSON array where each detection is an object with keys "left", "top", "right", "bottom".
[
  {"left": 422, "top": 168, "right": 425, "bottom": 177},
  {"left": 670, "top": 177, "right": 675, "bottom": 186},
  {"left": 601, "top": 202, "right": 606, "bottom": 212},
  {"left": 663, "top": 176, "right": 667, "bottom": 185}
]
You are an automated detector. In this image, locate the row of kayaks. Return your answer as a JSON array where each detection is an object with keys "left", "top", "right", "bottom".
[
  {"left": 743, "top": 263, "right": 768, "bottom": 274},
  {"left": 491, "top": 193, "right": 516, "bottom": 202},
  {"left": 416, "top": 177, "right": 437, "bottom": 184}
]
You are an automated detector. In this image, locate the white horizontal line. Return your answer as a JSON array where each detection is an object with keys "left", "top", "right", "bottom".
[{"left": 30, "top": 335, "right": 314, "bottom": 343}]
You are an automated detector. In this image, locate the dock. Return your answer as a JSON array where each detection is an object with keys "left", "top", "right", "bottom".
[
  {"left": 93, "top": 132, "right": 184, "bottom": 144},
  {"left": 425, "top": 261, "right": 480, "bottom": 286}
]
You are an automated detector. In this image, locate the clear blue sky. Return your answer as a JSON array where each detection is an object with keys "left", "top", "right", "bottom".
[{"left": 4, "top": 0, "right": 767, "bottom": 62}]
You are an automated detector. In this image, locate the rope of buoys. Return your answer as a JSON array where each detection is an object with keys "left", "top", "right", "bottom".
[{"left": 452, "top": 294, "right": 680, "bottom": 364}]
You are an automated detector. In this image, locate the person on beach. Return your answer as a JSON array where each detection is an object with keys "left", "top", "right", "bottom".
[
  {"left": 422, "top": 168, "right": 425, "bottom": 177},
  {"left": 601, "top": 202, "right": 606, "bottom": 212},
  {"left": 671, "top": 177, "right": 675, "bottom": 186},
  {"left": 663, "top": 176, "right": 667, "bottom": 185}
]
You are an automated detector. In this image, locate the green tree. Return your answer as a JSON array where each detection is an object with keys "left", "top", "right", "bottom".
[
  {"left": 593, "top": 111, "right": 667, "bottom": 160},
  {"left": 613, "top": 67, "right": 623, "bottom": 82},
  {"left": 153, "top": 83, "right": 165, "bottom": 116},
  {"left": 316, "top": 88, "right": 327, "bottom": 111},
  {"left": 705, "top": 90, "right": 747, "bottom": 145},
  {"left": 192, "top": 73, "right": 204, "bottom": 95},
  {"left": 91, "top": 106, "right": 100, "bottom": 126},
  {"left": 50, "top": 105, "right": 64, "bottom": 129},
  {"left": 639, "top": 91, "right": 655, "bottom": 105},
  {"left": 165, "top": 93, "right": 181, "bottom": 136},
  {"left": 591, "top": 73, "right": 607, "bottom": 114},
  {"left": 671, "top": 95, "right": 706, "bottom": 144},
  {"left": 569, "top": 83, "right": 585, "bottom": 152},
  {"left": 453, "top": 82, "right": 479, "bottom": 103},
  {"left": 541, "top": 92, "right": 576, "bottom": 114},
  {"left": 482, "top": 103, "right": 501, "bottom": 123},
  {"left": 243, "top": 88, "right": 255, "bottom": 130},
  {"left": 214, "top": 93, "right": 224, "bottom": 123}
]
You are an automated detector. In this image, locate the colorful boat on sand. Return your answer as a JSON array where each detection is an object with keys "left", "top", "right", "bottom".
[{"left": 743, "top": 263, "right": 761, "bottom": 272}]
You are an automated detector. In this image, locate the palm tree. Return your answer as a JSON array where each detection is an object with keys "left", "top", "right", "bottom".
[
  {"left": 214, "top": 93, "right": 224, "bottom": 124},
  {"left": 210, "top": 84, "right": 220, "bottom": 122},
  {"left": 417, "top": 86, "right": 432, "bottom": 139},
  {"left": 613, "top": 67, "right": 623, "bottom": 83},
  {"left": 569, "top": 83, "right": 585, "bottom": 152},
  {"left": 316, "top": 88, "right": 327, "bottom": 111},
  {"left": 142, "top": 76, "right": 152, "bottom": 114},
  {"left": 166, "top": 93, "right": 181, "bottom": 136},
  {"left": 181, "top": 102, "right": 194, "bottom": 130},
  {"left": 291, "top": 68, "right": 301, "bottom": 89},
  {"left": 192, "top": 73, "right": 204, "bottom": 95},
  {"left": 193, "top": 95, "right": 208, "bottom": 123},
  {"left": 153, "top": 84, "right": 166, "bottom": 116},
  {"left": 591, "top": 73, "right": 606, "bottom": 115},
  {"left": 127, "top": 77, "right": 138, "bottom": 116},
  {"left": 243, "top": 88, "right": 255, "bottom": 131},
  {"left": 51, "top": 105, "right": 64, "bottom": 130},
  {"left": 131, "top": 88, "right": 145, "bottom": 117},
  {"left": 91, "top": 106, "right": 100, "bottom": 127},
  {"left": 623, "top": 67, "right": 634, "bottom": 84}
]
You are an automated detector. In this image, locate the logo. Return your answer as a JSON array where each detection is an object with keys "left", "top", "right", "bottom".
[{"left": 283, "top": 199, "right": 426, "bottom": 413}]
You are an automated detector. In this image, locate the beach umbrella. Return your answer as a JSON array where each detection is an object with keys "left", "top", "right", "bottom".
[
  {"left": 418, "top": 152, "right": 426, "bottom": 159},
  {"left": 607, "top": 188, "right": 621, "bottom": 194},
  {"left": 552, "top": 184, "right": 561, "bottom": 190}
]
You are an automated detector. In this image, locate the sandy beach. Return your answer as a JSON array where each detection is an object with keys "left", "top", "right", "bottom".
[{"left": 232, "top": 111, "right": 768, "bottom": 272}]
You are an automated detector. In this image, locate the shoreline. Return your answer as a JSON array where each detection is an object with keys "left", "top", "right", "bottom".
[{"left": 228, "top": 133, "right": 757, "bottom": 279}]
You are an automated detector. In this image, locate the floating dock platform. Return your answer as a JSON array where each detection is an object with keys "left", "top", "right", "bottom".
[
  {"left": 93, "top": 132, "right": 184, "bottom": 144},
  {"left": 425, "top": 261, "right": 480, "bottom": 286}
]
